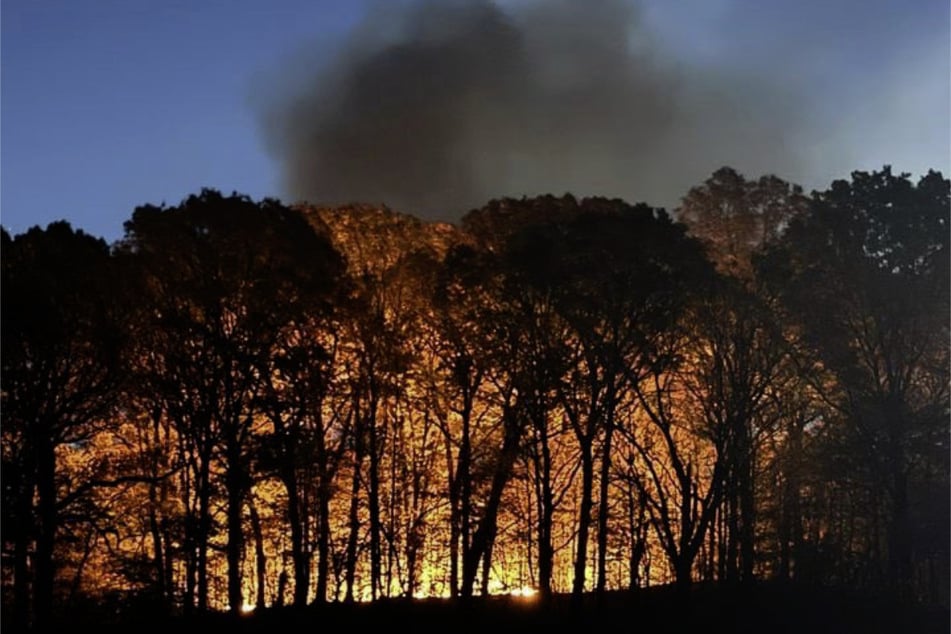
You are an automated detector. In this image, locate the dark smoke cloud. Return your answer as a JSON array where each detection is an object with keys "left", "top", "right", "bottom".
[{"left": 259, "top": 0, "right": 810, "bottom": 220}]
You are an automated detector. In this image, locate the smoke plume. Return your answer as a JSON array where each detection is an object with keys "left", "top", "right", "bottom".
[{"left": 258, "top": 0, "right": 811, "bottom": 220}]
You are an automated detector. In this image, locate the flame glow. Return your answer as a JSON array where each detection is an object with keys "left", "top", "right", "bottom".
[{"left": 509, "top": 586, "right": 537, "bottom": 599}]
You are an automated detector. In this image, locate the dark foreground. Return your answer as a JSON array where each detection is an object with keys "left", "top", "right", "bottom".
[{"left": 32, "top": 583, "right": 951, "bottom": 634}]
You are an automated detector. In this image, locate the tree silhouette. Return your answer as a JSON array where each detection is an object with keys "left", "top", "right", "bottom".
[
  {"left": 2, "top": 223, "right": 124, "bottom": 628},
  {"left": 763, "top": 167, "right": 950, "bottom": 598},
  {"left": 2, "top": 166, "right": 946, "bottom": 621},
  {"left": 119, "top": 190, "right": 343, "bottom": 614}
]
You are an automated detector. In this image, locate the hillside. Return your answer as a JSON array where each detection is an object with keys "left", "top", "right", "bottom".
[{"left": 88, "top": 583, "right": 949, "bottom": 634}]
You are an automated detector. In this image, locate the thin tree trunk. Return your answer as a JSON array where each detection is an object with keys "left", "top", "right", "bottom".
[
  {"left": 286, "top": 474, "right": 310, "bottom": 607},
  {"left": 249, "top": 499, "right": 267, "bottom": 609},
  {"left": 778, "top": 418, "right": 803, "bottom": 582},
  {"left": 448, "top": 479, "right": 460, "bottom": 599},
  {"left": 459, "top": 395, "right": 473, "bottom": 597},
  {"left": 197, "top": 449, "right": 212, "bottom": 613},
  {"left": 596, "top": 423, "right": 614, "bottom": 595},
  {"left": 315, "top": 407, "right": 331, "bottom": 604},
  {"left": 147, "top": 478, "right": 167, "bottom": 602},
  {"left": 626, "top": 487, "right": 647, "bottom": 590},
  {"left": 367, "top": 397, "right": 382, "bottom": 600},
  {"left": 739, "top": 429, "right": 755, "bottom": 583},
  {"left": 536, "top": 424, "right": 554, "bottom": 600},
  {"left": 315, "top": 482, "right": 331, "bottom": 603},
  {"left": 344, "top": 416, "right": 365, "bottom": 603},
  {"left": 716, "top": 501, "right": 727, "bottom": 582},
  {"left": 276, "top": 570, "right": 288, "bottom": 607},
  {"left": 147, "top": 412, "right": 169, "bottom": 607},
  {"left": 182, "top": 467, "right": 197, "bottom": 615},
  {"left": 726, "top": 485, "right": 740, "bottom": 583}
]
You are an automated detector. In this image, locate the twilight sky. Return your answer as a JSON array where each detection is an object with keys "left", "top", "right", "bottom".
[{"left": 2, "top": 0, "right": 948, "bottom": 241}]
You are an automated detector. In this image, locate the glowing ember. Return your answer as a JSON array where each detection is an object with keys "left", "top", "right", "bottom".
[
  {"left": 509, "top": 587, "right": 537, "bottom": 599},
  {"left": 240, "top": 603, "right": 256, "bottom": 615}
]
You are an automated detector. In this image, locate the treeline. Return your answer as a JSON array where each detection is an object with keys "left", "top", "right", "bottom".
[{"left": 2, "top": 166, "right": 948, "bottom": 626}]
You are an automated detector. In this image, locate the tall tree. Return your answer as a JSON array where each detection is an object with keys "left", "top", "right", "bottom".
[
  {"left": 431, "top": 243, "right": 491, "bottom": 598},
  {"left": 2, "top": 223, "right": 124, "bottom": 628},
  {"left": 256, "top": 316, "right": 349, "bottom": 606},
  {"left": 623, "top": 329, "right": 727, "bottom": 600},
  {"left": 685, "top": 279, "right": 789, "bottom": 584},
  {"left": 120, "top": 190, "right": 343, "bottom": 614},
  {"left": 305, "top": 204, "right": 451, "bottom": 600},
  {"left": 679, "top": 166, "right": 807, "bottom": 278},
  {"left": 456, "top": 196, "right": 576, "bottom": 598},
  {"left": 763, "top": 167, "right": 950, "bottom": 598},
  {"left": 680, "top": 167, "right": 811, "bottom": 584},
  {"left": 541, "top": 201, "right": 709, "bottom": 597}
]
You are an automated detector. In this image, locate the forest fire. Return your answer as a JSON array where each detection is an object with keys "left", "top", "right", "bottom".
[
  {"left": 2, "top": 169, "right": 948, "bottom": 628},
  {"left": 3, "top": 0, "right": 948, "bottom": 628}
]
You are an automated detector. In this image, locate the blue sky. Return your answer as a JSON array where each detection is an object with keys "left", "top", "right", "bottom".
[{"left": 2, "top": 0, "right": 948, "bottom": 241}]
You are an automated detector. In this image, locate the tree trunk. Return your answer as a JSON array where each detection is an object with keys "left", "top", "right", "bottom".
[
  {"left": 147, "top": 413, "right": 170, "bottom": 609},
  {"left": 459, "top": 396, "right": 473, "bottom": 597},
  {"left": 626, "top": 485, "right": 637, "bottom": 590},
  {"left": 147, "top": 478, "right": 167, "bottom": 602},
  {"left": 481, "top": 534, "right": 494, "bottom": 596},
  {"left": 739, "top": 429, "right": 755, "bottom": 583},
  {"left": 674, "top": 556, "right": 693, "bottom": 605},
  {"left": 286, "top": 474, "right": 310, "bottom": 607},
  {"left": 344, "top": 418, "right": 365, "bottom": 603},
  {"left": 536, "top": 424, "right": 554, "bottom": 600},
  {"left": 706, "top": 507, "right": 717, "bottom": 582},
  {"left": 726, "top": 485, "right": 740, "bottom": 583},
  {"left": 13, "top": 454, "right": 35, "bottom": 630},
  {"left": 225, "top": 442, "right": 246, "bottom": 615},
  {"left": 33, "top": 434, "right": 56, "bottom": 629},
  {"left": 462, "top": 408, "right": 522, "bottom": 598},
  {"left": 367, "top": 398, "right": 382, "bottom": 600},
  {"left": 182, "top": 484, "right": 197, "bottom": 615},
  {"left": 449, "top": 493, "right": 460, "bottom": 598},
  {"left": 444, "top": 362, "right": 475, "bottom": 599},
  {"left": 716, "top": 503, "right": 727, "bottom": 582},
  {"left": 249, "top": 499, "right": 267, "bottom": 609},
  {"left": 276, "top": 570, "right": 288, "bottom": 607},
  {"left": 447, "top": 457, "right": 460, "bottom": 598},
  {"left": 315, "top": 481, "right": 331, "bottom": 603},
  {"left": 197, "top": 450, "right": 212, "bottom": 612},
  {"left": 572, "top": 441, "right": 594, "bottom": 599},
  {"left": 596, "top": 423, "right": 614, "bottom": 595},
  {"left": 315, "top": 408, "right": 331, "bottom": 604},
  {"left": 778, "top": 417, "right": 803, "bottom": 582},
  {"left": 404, "top": 522, "right": 416, "bottom": 598}
]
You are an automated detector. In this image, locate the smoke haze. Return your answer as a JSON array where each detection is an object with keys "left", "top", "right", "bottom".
[{"left": 258, "top": 0, "right": 835, "bottom": 219}]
